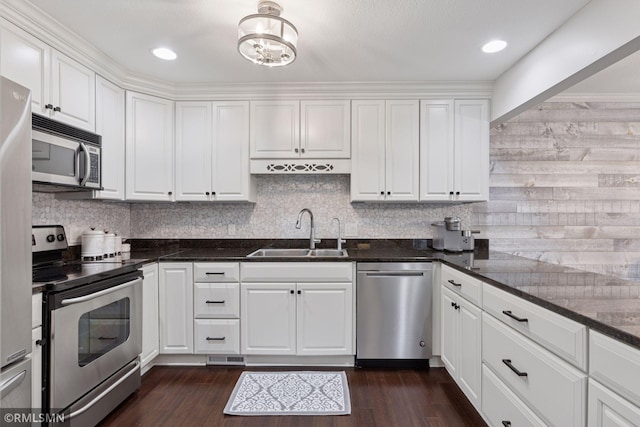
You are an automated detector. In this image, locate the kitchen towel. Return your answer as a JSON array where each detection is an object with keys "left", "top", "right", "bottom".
[{"left": 223, "top": 371, "right": 351, "bottom": 416}]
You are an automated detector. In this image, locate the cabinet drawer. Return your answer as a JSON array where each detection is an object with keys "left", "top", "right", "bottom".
[
  {"left": 194, "top": 319, "right": 240, "bottom": 354},
  {"left": 482, "top": 313, "right": 587, "bottom": 427},
  {"left": 588, "top": 378, "right": 640, "bottom": 427},
  {"left": 194, "top": 283, "right": 240, "bottom": 318},
  {"left": 590, "top": 330, "right": 640, "bottom": 408},
  {"left": 482, "top": 364, "right": 546, "bottom": 427},
  {"left": 441, "top": 264, "right": 482, "bottom": 306},
  {"left": 241, "top": 262, "right": 353, "bottom": 282},
  {"left": 194, "top": 262, "right": 239, "bottom": 282},
  {"left": 483, "top": 284, "right": 587, "bottom": 370}
]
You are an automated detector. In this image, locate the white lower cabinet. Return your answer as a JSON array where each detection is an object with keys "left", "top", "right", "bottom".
[
  {"left": 240, "top": 262, "right": 354, "bottom": 357},
  {"left": 141, "top": 263, "right": 159, "bottom": 369},
  {"left": 482, "top": 312, "right": 587, "bottom": 427},
  {"left": 158, "top": 263, "right": 193, "bottom": 354},
  {"left": 589, "top": 378, "right": 640, "bottom": 427},
  {"left": 441, "top": 286, "right": 482, "bottom": 411},
  {"left": 482, "top": 364, "right": 546, "bottom": 427},
  {"left": 194, "top": 319, "right": 240, "bottom": 354}
]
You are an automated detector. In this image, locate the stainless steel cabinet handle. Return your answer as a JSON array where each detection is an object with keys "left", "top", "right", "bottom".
[
  {"left": 0, "top": 370, "right": 27, "bottom": 398},
  {"left": 502, "top": 310, "right": 528, "bottom": 323},
  {"left": 447, "top": 279, "right": 462, "bottom": 287},
  {"left": 61, "top": 278, "right": 141, "bottom": 305},
  {"left": 69, "top": 360, "right": 140, "bottom": 419},
  {"left": 205, "top": 300, "right": 225, "bottom": 304},
  {"left": 502, "top": 359, "right": 528, "bottom": 377},
  {"left": 206, "top": 336, "right": 226, "bottom": 341}
]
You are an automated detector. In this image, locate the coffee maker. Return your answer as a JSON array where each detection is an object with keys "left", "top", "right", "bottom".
[{"left": 431, "top": 217, "right": 478, "bottom": 252}]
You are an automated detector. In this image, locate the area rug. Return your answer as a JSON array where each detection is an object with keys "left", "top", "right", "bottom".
[{"left": 223, "top": 371, "right": 351, "bottom": 416}]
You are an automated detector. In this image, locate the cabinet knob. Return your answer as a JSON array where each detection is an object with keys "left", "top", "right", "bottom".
[
  {"left": 168, "top": 191, "right": 173, "bottom": 196},
  {"left": 212, "top": 191, "right": 216, "bottom": 196},
  {"left": 301, "top": 148, "right": 305, "bottom": 153},
  {"left": 502, "top": 422, "right": 512, "bottom": 427},
  {"left": 449, "top": 191, "right": 454, "bottom": 196},
  {"left": 380, "top": 191, "right": 384, "bottom": 196},
  {"left": 45, "top": 104, "right": 53, "bottom": 110},
  {"left": 290, "top": 289, "right": 294, "bottom": 294},
  {"left": 294, "top": 148, "right": 299, "bottom": 153},
  {"left": 53, "top": 106, "right": 61, "bottom": 112},
  {"left": 455, "top": 191, "right": 460, "bottom": 196},
  {"left": 205, "top": 192, "right": 210, "bottom": 196},
  {"left": 297, "top": 290, "right": 301, "bottom": 295},
  {"left": 387, "top": 191, "right": 391, "bottom": 196}
]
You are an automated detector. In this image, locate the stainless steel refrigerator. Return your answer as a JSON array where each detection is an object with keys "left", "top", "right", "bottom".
[{"left": 0, "top": 76, "right": 32, "bottom": 409}]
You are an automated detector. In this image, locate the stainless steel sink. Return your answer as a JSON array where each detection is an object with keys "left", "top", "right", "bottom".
[{"left": 247, "top": 248, "right": 348, "bottom": 258}]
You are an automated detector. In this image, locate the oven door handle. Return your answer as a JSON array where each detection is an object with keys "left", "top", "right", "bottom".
[
  {"left": 61, "top": 278, "right": 141, "bottom": 306},
  {"left": 68, "top": 360, "right": 140, "bottom": 420}
]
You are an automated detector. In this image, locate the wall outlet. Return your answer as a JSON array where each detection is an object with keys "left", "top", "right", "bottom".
[
  {"left": 228, "top": 224, "right": 236, "bottom": 235},
  {"left": 345, "top": 222, "right": 358, "bottom": 237}
]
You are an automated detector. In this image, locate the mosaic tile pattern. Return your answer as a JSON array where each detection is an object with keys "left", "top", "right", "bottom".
[
  {"left": 476, "top": 101, "right": 640, "bottom": 279},
  {"left": 32, "top": 192, "right": 131, "bottom": 245},
  {"left": 130, "top": 175, "right": 473, "bottom": 239}
]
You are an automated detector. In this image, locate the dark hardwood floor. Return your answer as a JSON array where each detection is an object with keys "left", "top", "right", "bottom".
[{"left": 99, "top": 366, "right": 487, "bottom": 427}]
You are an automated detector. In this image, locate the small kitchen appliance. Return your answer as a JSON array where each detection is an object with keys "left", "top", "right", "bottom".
[{"left": 431, "top": 217, "right": 479, "bottom": 252}]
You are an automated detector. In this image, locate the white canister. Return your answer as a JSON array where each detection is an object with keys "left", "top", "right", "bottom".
[
  {"left": 81, "top": 227, "right": 104, "bottom": 260},
  {"left": 104, "top": 231, "right": 116, "bottom": 257},
  {"left": 121, "top": 243, "right": 131, "bottom": 253},
  {"left": 115, "top": 234, "right": 123, "bottom": 255}
]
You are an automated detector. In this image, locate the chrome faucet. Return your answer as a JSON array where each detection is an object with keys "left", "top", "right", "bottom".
[
  {"left": 295, "top": 208, "right": 321, "bottom": 249},
  {"left": 331, "top": 217, "right": 346, "bottom": 251}
]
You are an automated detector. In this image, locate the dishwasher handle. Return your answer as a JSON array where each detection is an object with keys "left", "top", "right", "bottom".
[{"left": 364, "top": 271, "right": 425, "bottom": 277}]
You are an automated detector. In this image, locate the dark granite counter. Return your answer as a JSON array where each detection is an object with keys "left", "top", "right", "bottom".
[{"left": 126, "top": 238, "right": 640, "bottom": 350}]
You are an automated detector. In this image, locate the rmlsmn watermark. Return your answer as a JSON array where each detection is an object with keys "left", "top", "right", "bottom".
[{"left": 1, "top": 409, "right": 69, "bottom": 426}]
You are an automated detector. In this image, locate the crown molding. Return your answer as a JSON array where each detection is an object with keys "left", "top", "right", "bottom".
[
  {"left": 549, "top": 92, "right": 640, "bottom": 102},
  {"left": 1, "top": 0, "right": 493, "bottom": 100}
]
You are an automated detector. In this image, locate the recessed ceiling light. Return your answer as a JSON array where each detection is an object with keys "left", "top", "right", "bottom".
[
  {"left": 482, "top": 40, "right": 507, "bottom": 53},
  {"left": 151, "top": 47, "right": 177, "bottom": 60}
]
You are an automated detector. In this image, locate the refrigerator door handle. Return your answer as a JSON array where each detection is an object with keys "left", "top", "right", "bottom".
[{"left": 0, "top": 369, "right": 27, "bottom": 399}]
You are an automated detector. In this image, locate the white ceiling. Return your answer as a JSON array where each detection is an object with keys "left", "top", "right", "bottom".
[{"left": 26, "top": 0, "right": 592, "bottom": 85}]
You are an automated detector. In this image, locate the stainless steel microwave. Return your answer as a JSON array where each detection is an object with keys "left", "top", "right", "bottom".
[{"left": 32, "top": 114, "right": 101, "bottom": 191}]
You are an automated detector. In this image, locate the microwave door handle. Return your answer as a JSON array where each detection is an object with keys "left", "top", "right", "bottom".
[{"left": 79, "top": 142, "right": 91, "bottom": 186}]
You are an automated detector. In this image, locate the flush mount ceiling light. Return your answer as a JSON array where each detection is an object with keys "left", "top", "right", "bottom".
[
  {"left": 482, "top": 40, "right": 507, "bottom": 53},
  {"left": 238, "top": 1, "right": 298, "bottom": 67},
  {"left": 151, "top": 47, "right": 177, "bottom": 60}
]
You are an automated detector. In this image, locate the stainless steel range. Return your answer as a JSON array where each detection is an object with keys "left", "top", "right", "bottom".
[{"left": 33, "top": 225, "right": 142, "bottom": 426}]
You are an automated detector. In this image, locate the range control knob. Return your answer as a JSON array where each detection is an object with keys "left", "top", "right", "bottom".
[
  {"left": 46, "top": 234, "right": 55, "bottom": 243},
  {"left": 57, "top": 234, "right": 65, "bottom": 241}
]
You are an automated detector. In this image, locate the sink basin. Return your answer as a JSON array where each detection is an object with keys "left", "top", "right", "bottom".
[
  {"left": 247, "top": 248, "right": 349, "bottom": 258},
  {"left": 308, "top": 249, "right": 349, "bottom": 257}
]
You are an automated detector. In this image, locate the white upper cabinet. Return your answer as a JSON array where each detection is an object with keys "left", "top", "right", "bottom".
[
  {"left": 300, "top": 100, "right": 350, "bottom": 158},
  {"left": 0, "top": 19, "right": 95, "bottom": 131},
  {"left": 250, "top": 100, "right": 350, "bottom": 159},
  {"left": 126, "top": 91, "right": 175, "bottom": 201},
  {"left": 175, "top": 101, "right": 255, "bottom": 202},
  {"left": 94, "top": 76, "right": 125, "bottom": 200},
  {"left": 351, "top": 100, "right": 419, "bottom": 202},
  {"left": 420, "top": 99, "right": 489, "bottom": 202}
]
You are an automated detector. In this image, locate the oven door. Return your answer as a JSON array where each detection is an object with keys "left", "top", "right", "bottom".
[{"left": 49, "top": 273, "right": 142, "bottom": 411}]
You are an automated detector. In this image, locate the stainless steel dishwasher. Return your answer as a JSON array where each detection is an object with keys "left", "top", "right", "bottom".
[{"left": 356, "top": 262, "right": 433, "bottom": 368}]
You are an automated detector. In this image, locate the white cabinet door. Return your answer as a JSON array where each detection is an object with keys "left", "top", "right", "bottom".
[
  {"left": 454, "top": 100, "right": 489, "bottom": 201},
  {"left": 441, "top": 286, "right": 482, "bottom": 410},
  {"left": 441, "top": 286, "right": 459, "bottom": 378},
  {"left": 297, "top": 283, "right": 353, "bottom": 356},
  {"left": 457, "top": 296, "right": 482, "bottom": 410},
  {"left": 158, "top": 263, "right": 193, "bottom": 354},
  {"left": 95, "top": 76, "right": 125, "bottom": 200},
  {"left": 385, "top": 100, "right": 419, "bottom": 201},
  {"left": 50, "top": 50, "right": 95, "bottom": 131},
  {"left": 300, "top": 100, "right": 350, "bottom": 158},
  {"left": 126, "top": 91, "right": 174, "bottom": 201},
  {"left": 0, "top": 18, "right": 50, "bottom": 115},
  {"left": 350, "top": 100, "right": 385, "bottom": 201},
  {"left": 212, "top": 101, "right": 255, "bottom": 201},
  {"left": 175, "top": 101, "right": 212, "bottom": 201},
  {"left": 241, "top": 283, "right": 296, "bottom": 355},
  {"left": 250, "top": 100, "right": 300, "bottom": 158},
  {"left": 141, "top": 263, "right": 159, "bottom": 368},
  {"left": 419, "top": 100, "right": 454, "bottom": 201},
  {"left": 589, "top": 379, "right": 640, "bottom": 427}
]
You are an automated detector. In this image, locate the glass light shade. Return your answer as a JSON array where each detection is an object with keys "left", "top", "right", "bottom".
[{"left": 238, "top": 14, "right": 298, "bottom": 67}]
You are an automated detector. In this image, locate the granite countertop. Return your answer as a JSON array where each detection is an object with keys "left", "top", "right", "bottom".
[{"left": 124, "top": 238, "right": 640, "bottom": 350}]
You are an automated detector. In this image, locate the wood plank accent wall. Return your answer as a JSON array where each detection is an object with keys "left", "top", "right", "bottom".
[{"left": 474, "top": 102, "right": 640, "bottom": 279}]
